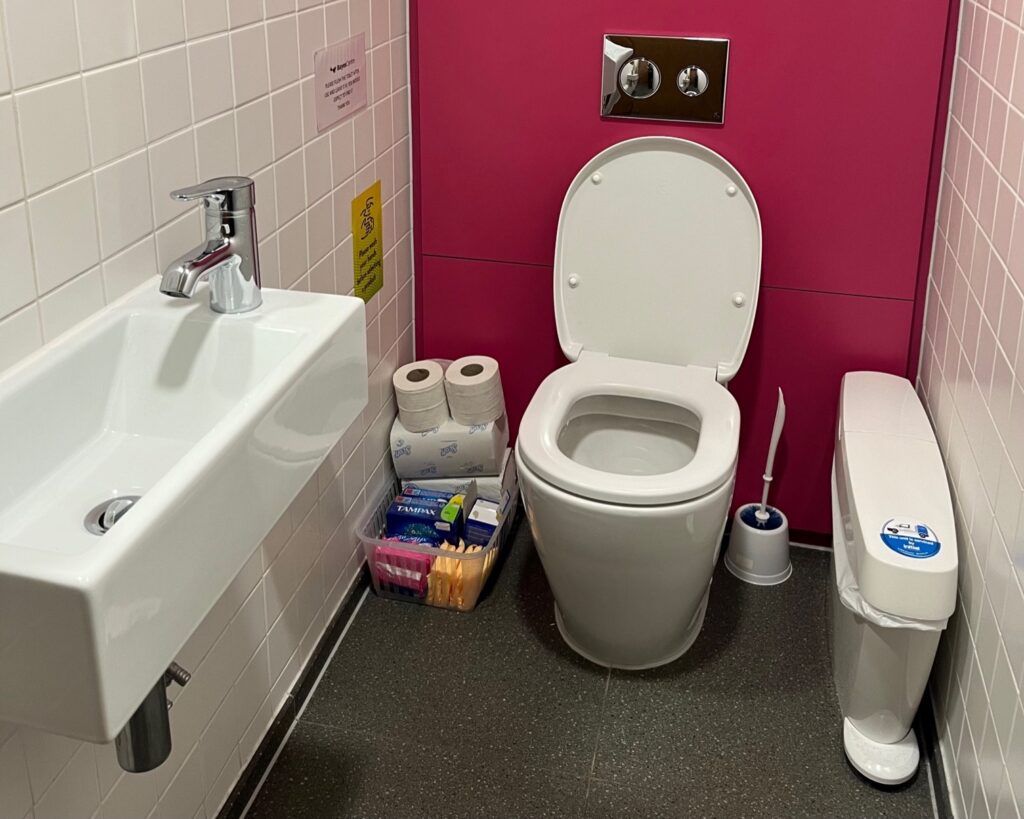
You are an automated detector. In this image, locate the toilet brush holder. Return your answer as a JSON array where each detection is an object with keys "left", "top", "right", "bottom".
[{"left": 725, "top": 503, "right": 792, "bottom": 586}]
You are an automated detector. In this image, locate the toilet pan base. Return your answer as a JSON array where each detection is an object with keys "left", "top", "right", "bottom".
[
  {"left": 517, "top": 455, "right": 733, "bottom": 670},
  {"left": 842, "top": 718, "right": 919, "bottom": 786},
  {"left": 554, "top": 588, "right": 711, "bottom": 670}
]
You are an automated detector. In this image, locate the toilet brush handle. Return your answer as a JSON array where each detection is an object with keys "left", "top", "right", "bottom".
[{"left": 759, "top": 389, "right": 786, "bottom": 515}]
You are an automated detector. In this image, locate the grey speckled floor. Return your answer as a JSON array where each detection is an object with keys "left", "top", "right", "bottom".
[{"left": 246, "top": 521, "right": 937, "bottom": 819}]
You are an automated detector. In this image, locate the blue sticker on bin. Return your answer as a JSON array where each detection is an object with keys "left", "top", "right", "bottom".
[{"left": 880, "top": 518, "right": 941, "bottom": 559}]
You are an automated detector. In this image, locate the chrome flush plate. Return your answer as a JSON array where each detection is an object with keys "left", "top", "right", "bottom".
[{"left": 601, "top": 34, "right": 729, "bottom": 124}]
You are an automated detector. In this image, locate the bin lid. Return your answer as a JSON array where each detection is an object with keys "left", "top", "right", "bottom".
[{"left": 837, "top": 372, "right": 958, "bottom": 622}]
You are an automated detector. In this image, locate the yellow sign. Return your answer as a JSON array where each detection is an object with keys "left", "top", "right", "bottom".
[{"left": 351, "top": 180, "right": 383, "bottom": 302}]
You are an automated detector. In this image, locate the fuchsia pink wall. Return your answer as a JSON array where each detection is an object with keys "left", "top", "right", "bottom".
[{"left": 410, "top": 1, "right": 959, "bottom": 534}]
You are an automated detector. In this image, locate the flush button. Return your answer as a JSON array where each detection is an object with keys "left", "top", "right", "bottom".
[{"left": 677, "top": 65, "right": 709, "bottom": 96}]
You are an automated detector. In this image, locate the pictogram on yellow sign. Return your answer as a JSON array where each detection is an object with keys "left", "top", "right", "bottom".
[{"left": 352, "top": 180, "right": 383, "bottom": 302}]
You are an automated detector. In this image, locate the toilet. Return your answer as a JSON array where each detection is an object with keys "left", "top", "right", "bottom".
[
  {"left": 830, "top": 372, "right": 958, "bottom": 784},
  {"left": 515, "top": 136, "right": 762, "bottom": 669}
]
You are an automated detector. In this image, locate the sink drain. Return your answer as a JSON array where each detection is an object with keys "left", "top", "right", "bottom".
[{"left": 85, "top": 496, "right": 141, "bottom": 535}]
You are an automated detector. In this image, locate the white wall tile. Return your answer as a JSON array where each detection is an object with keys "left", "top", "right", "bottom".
[
  {"left": 33, "top": 744, "right": 98, "bottom": 819},
  {"left": 195, "top": 113, "right": 238, "bottom": 179},
  {"left": 188, "top": 35, "right": 234, "bottom": 122},
  {"left": 0, "top": 205, "right": 35, "bottom": 320},
  {"left": 0, "top": 16, "right": 11, "bottom": 94},
  {"left": 297, "top": 8, "right": 326, "bottom": 77},
  {"left": 148, "top": 132, "right": 198, "bottom": 226},
  {"left": 271, "top": 85, "right": 303, "bottom": 158},
  {"left": 325, "top": 1, "right": 350, "bottom": 43},
  {"left": 151, "top": 745, "right": 203, "bottom": 819},
  {"left": 307, "top": 193, "right": 333, "bottom": 263},
  {"left": 85, "top": 63, "right": 146, "bottom": 165},
  {"left": 236, "top": 98, "right": 274, "bottom": 175},
  {"left": 38, "top": 268, "right": 104, "bottom": 341},
  {"left": 278, "top": 213, "right": 308, "bottom": 287},
  {"left": 16, "top": 78, "right": 91, "bottom": 195},
  {"left": 18, "top": 729, "right": 79, "bottom": 801},
  {"left": 369, "top": 0, "right": 388, "bottom": 47},
  {"left": 102, "top": 237, "right": 157, "bottom": 300},
  {"left": 27, "top": 175, "right": 100, "bottom": 293},
  {"left": 98, "top": 765, "right": 158, "bottom": 819},
  {"left": 230, "top": 24, "right": 270, "bottom": 105},
  {"left": 140, "top": 48, "right": 192, "bottom": 141},
  {"left": 275, "top": 150, "right": 306, "bottom": 224},
  {"left": 94, "top": 151, "right": 154, "bottom": 257},
  {"left": 349, "top": 0, "right": 370, "bottom": 40},
  {"left": 184, "top": 0, "right": 229, "bottom": 39},
  {"left": 4, "top": 0, "right": 79, "bottom": 88},
  {"left": 76, "top": 0, "right": 137, "bottom": 70},
  {"left": 134, "top": 0, "right": 185, "bottom": 53},
  {"left": 304, "top": 134, "right": 332, "bottom": 203},
  {"left": 266, "top": 0, "right": 297, "bottom": 19},
  {"left": 0, "top": 99, "right": 24, "bottom": 207},
  {"left": 0, "top": 6, "right": 413, "bottom": 819},
  {"left": 330, "top": 120, "right": 355, "bottom": 186},
  {"left": 267, "top": 17, "right": 300, "bottom": 90},
  {"left": 925, "top": 3, "right": 1024, "bottom": 813},
  {"left": 229, "top": 0, "right": 263, "bottom": 28},
  {"left": 0, "top": 306, "right": 41, "bottom": 372}
]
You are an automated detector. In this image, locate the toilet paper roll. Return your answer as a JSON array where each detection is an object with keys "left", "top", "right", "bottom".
[
  {"left": 398, "top": 401, "right": 450, "bottom": 433},
  {"left": 444, "top": 356, "right": 505, "bottom": 425},
  {"left": 393, "top": 361, "right": 448, "bottom": 412}
]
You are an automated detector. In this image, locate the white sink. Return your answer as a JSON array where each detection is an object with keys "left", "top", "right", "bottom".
[{"left": 0, "top": 285, "right": 367, "bottom": 741}]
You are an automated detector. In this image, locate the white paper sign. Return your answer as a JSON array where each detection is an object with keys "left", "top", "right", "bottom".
[{"left": 313, "top": 33, "right": 368, "bottom": 133}]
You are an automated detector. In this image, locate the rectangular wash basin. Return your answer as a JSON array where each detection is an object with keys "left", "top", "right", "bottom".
[{"left": 0, "top": 286, "right": 367, "bottom": 741}]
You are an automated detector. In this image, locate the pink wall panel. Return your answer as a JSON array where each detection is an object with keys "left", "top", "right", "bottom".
[
  {"left": 419, "top": 256, "right": 564, "bottom": 439},
  {"left": 729, "top": 289, "right": 914, "bottom": 535},
  {"left": 414, "top": 1, "right": 952, "bottom": 299},
  {"left": 411, "top": 1, "right": 956, "bottom": 533},
  {"left": 422, "top": 257, "right": 914, "bottom": 534}
]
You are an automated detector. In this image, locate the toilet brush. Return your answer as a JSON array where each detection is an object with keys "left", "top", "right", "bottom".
[{"left": 725, "top": 388, "right": 792, "bottom": 585}]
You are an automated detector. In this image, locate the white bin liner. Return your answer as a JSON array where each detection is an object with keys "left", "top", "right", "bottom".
[{"left": 832, "top": 481, "right": 947, "bottom": 633}]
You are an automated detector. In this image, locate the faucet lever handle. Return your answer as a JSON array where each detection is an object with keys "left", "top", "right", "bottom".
[{"left": 170, "top": 176, "right": 254, "bottom": 212}]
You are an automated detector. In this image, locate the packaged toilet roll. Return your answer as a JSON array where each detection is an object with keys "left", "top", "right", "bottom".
[
  {"left": 390, "top": 414, "right": 509, "bottom": 479},
  {"left": 393, "top": 360, "right": 449, "bottom": 432},
  {"left": 444, "top": 356, "right": 506, "bottom": 426},
  {"left": 403, "top": 448, "right": 518, "bottom": 505}
]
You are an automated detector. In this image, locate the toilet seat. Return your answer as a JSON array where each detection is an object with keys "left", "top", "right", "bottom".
[{"left": 517, "top": 353, "right": 740, "bottom": 506}]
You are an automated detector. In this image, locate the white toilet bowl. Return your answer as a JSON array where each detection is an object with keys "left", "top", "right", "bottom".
[{"left": 516, "top": 136, "right": 762, "bottom": 668}]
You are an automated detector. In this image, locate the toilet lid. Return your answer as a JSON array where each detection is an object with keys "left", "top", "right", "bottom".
[{"left": 554, "top": 137, "right": 762, "bottom": 383}]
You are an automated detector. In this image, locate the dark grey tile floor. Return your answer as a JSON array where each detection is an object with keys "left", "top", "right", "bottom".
[{"left": 246, "top": 521, "right": 937, "bottom": 819}]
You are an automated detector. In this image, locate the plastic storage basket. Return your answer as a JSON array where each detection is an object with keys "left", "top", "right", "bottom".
[{"left": 359, "top": 483, "right": 519, "bottom": 612}]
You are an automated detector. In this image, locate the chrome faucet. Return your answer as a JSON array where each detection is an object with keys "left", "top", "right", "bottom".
[{"left": 160, "top": 176, "right": 262, "bottom": 313}]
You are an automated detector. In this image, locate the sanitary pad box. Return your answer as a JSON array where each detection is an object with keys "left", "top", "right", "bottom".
[
  {"left": 465, "top": 499, "right": 501, "bottom": 546},
  {"left": 402, "top": 448, "right": 517, "bottom": 504},
  {"left": 390, "top": 414, "right": 509, "bottom": 479},
  {"left": 385, "top": 496, "right": 464, "bottom": 545}
]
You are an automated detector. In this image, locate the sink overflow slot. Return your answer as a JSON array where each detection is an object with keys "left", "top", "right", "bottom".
[{"left": 84, "top": 496, "right": 142, "bottom": 535}]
